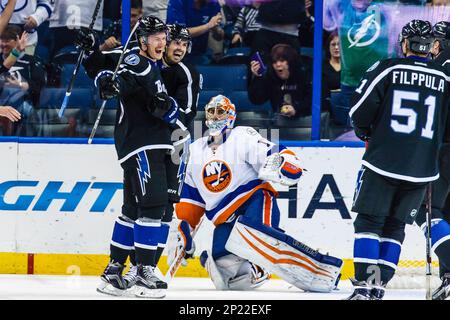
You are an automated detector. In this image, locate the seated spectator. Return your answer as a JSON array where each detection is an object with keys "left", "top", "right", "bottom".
[
  {"left": 0, "top": 0, "right": 53, "bottom": 55},
  {"left": 166, "top": 0, "right": 224, "bottom": 61},
  {"left": 143, "top": 0, "right": 168, "bottom": 22},
  {"left": 251, "top": 0, "right": 305, "bottom": 63},
  {"left": 49, "top": 0, "right": 104, "bottom": 60},
  {"left": 0, "top": 25, "right": 46, "bottom": 134},
  {"left": 248, "top": 43, "right": 311, "bottom": 119},
  {"left": 230, "top": 1, "right": 262, "bottom": 48},
  {"left": 322, "top": 31, "right": 341, "bottom": 112},
  {"left": 100, "top": 0, "right": 143, "bottom": 51}
]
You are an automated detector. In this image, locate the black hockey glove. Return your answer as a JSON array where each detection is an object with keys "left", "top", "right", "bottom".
[
  {"left": 75, "top": 27, "right": 97, "bottom": 52},
  {"left": 150, "top": 92, "right": 179, "bottom": 124},
  {"left": 353, "top": 126, "right": 371, "bottom": 142},
  {"left": 95, "top": 70, "right": 119, "bottom": 100}
]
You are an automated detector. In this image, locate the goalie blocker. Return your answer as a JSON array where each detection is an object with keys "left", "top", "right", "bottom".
[{"left": 226, "top": 216, "right": 343, "bottom": 293}]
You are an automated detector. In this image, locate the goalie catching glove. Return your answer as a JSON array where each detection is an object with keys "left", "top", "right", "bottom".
[
  {"left": 258, "top": 151, "right": 303, "bottom": 186},
  {"left": 167, "top": 220, "right": 195, "bottom": 267}
]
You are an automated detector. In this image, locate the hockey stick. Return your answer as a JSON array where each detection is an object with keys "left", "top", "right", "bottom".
[
  {"left": 425, "top": 183, "right": 433, "bottom": 300},
  {"left": 164, "top": 216, "right": 205, "bottom": 283},
  {"left": 58, "top": 0, "right": 103, "bottom": 118},
  {"left": 87, "top": 21, "right": 140, "bottom": 144}
]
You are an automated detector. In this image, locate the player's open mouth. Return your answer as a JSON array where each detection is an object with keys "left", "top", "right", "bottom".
[{"left": 173, "top": 51, "right": 183, "bottom": 58}]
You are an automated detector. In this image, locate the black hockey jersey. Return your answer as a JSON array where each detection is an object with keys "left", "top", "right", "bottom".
[
  {"left": 160, "top": 61, "right": 200, "bottom": 131},
  {"left": 83, "top": 45, "right": 174, "bottom": 163},
  {"left": 350, "top": 57, "right": 450, "bottom": 182}
]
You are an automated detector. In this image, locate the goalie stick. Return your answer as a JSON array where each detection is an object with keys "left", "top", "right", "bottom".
[
  {"left": 87, "top": 21, "right": 140, "bottom": 144},
  {"left": 58, "top": 0, "right": 103, "bottom": 118},
  {"left": 164, "top": 217, "right": 205, "bottom": 283}
]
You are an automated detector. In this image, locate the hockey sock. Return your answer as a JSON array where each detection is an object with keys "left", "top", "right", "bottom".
[
  {"left": 110, "top": 216, "right": 135, "bottom": 265},
  {"left": 426, "top": 219, "right": 450, "bottom": 278},
  {"left": 134, "top": 218, "right": 162, "bottom": 267},
  {"left": 378, "top": 238, "right": 402, "bottom": 284},
  {"left": 353, "top": 233, "right": 380, "bottom": 283},
  {"left": 155, "top": 222, "right": 170, "bottom": 265}
]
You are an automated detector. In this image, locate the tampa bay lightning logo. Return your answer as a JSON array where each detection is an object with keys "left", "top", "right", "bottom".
[
  {"left": 352, "top": 167, "right": 366, "bottom": 206},
  {"left": 136, "top": 151, "right": 151, "bottom": 196},
  {"left": 124, "top": 54, "right": 140, "bottom": 66},
  {"left": 347, "top": 14, "right": 381, "bottom": 48}
]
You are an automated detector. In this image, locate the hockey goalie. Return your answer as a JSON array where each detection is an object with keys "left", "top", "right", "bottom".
[{"left": 167, "top": 95, "right": 342, "bottom": 292}]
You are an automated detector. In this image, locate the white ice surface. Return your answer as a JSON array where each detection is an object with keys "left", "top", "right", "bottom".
[{"left": 0, "top": 275, "right": 428, "bottom": 300}]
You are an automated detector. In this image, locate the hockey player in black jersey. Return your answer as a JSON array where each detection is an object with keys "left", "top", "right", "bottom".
[
  {"left": 153, "top": 24, "right": 201, "bottom": 267},
  {"left": 413, "top": 21, "right": 450, "bottom": 300},
  {"left": 347, "top": 20, "right": 450, "bottom": 300},
  {"left": 120, "top": 25, "right": 202, "bottom": 287},
  {"left": 87, "top": 16, "right": 179, "bottom": 299}
]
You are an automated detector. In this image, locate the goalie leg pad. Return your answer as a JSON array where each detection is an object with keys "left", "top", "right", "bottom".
[
  {"left": 225, "top": 216, "right": 342, "bottom": 293},
  {"left": 203, "top": 252, "right": 267, "bottom": 291}
]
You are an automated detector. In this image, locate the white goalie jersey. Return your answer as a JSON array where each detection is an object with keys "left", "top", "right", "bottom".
[{"left": 175, "top": 126, "right": 300, "bottom": 227}]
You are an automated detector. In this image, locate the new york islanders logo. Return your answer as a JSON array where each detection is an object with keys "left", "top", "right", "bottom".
[{"left": 202, "top": 160, "right": 232, "bottom": 193}]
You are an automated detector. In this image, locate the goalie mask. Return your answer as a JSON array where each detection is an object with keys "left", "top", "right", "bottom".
[{"left": 205, "top": 95, "right": 236, "bottom": 136}]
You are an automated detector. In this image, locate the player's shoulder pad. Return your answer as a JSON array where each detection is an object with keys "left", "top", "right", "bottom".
[
  {"left": 233, "top": 126, "right": 263, "bottom": 142},
  {"left": 120, "top": 52, "right": 152, "bottom": 75}
]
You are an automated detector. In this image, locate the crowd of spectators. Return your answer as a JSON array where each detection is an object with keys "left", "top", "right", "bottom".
[{"left": 0, "top": 0, "right": 447, "bottom": 140}]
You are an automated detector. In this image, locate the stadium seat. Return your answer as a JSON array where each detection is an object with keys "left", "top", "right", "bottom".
[
  {"left": 61, "top": 64, "right": 94, "bottom": 88},
  {"left": 35, "top": 45, "right": 50, "bottom": 62},
  {"left": 88, "top": 109, "right": 117, "bottom": 125},
  {"left": 272, "top": 112, "right": 330, "bottom": 140},
  {"left": 94, "top": 95, "right": 119, "bottom": 109},
  {"left": 53, "top": 46, "right": 79, "bottom": 64},
  {"left": 39, "top": 87, "right": 94, "bottom": 110},
  {"left": 234, "top": 111, "right": 271, "bottom": 129},
  {"left": 39, "top": 123, "right": 78, "bottom": 137},
  {"left": 330, "top": 92, "right": 350, "bottom": 126},
  {"left": 197, "top": 65, "right": 248, "bottom": 92},
  {"left": 90, "top": 125, "right": 115, "bottom": 138},
  {"left": 300, "top": 47, "right": 314, "bottom": 58},
  {"left": 277, "top": 127, "right": 312, "bottom": 141},
  {"left": 227, "top": 91, "right": 271, "bottom": 112},
  {"left": 225, "top": 47, "right": 251, "bottom": 56},
  {"left": 28, "top": 108, "right": 82, "bottom": 124},
  {"left": 217, "top": 47, "right": 251, "bottom": 65}
]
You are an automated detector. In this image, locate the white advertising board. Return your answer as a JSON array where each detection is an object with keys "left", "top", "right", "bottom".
[{"left": 0, "top": 142, "right": 427, "bottom": 261}]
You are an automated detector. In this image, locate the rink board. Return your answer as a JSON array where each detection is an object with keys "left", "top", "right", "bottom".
[{"left": 0, "top": 139, "right": 430, "bottom": 278}]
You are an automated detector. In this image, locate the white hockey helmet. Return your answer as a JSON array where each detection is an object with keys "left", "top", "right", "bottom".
[{"left": 205, "top": 95, "right": 236, "bottom": 136}]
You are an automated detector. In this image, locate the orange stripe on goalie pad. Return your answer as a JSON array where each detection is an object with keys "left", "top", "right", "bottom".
[
  {"left": 237, "top": 229, "right": 333, "bottom": 279},
  {"left": 175, "top": 202, "right": 205, "bottom": 228},
  {"left": 213, "top": 182, "right": 278, "bottom": 226},
  {"left": 244, "top": 227, "right": 330, "bottom": 275}
]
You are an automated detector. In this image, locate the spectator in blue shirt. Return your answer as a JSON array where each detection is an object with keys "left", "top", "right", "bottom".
[{"left": 166, "top": 0, "right": 223, "bottom": 58}]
